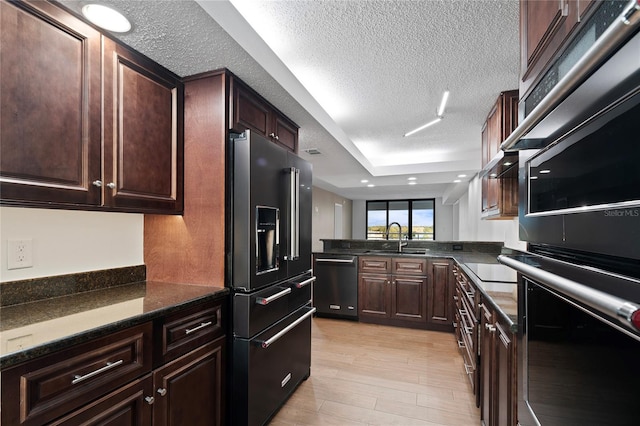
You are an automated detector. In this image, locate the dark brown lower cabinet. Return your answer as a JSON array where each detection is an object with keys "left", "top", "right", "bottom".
[
  {"left": 391, "top": 275, "right": 427, "bottom": 322},
  {"left": 358, "top": 273, "right": 392, "bottom": 319},
  {"left": 49, "top": 376, "right": 153, "bottom": 425},
  {"left": 358, "top": 256, "right": 453, "bottom": 330},
  {"left": 479, "top": 299, "right": 516, "bottom": 426},
  {"left": 153, "top": 338, "right": 225, "bottom": 426},
  {"left": 1, "top": 300, "right": 226, "bottom": 426}
]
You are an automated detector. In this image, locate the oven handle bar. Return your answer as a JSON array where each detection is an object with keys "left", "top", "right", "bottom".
[
  {"left": 498, "top": 255, "right": 640, "bottom": 331},
  {"left": 258, "top": 307, "right": 316, "bottom": 349}
]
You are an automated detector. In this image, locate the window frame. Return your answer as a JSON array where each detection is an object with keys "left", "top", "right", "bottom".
[{"left": 365, "top": 199, "right": 436, "bottom": 240}]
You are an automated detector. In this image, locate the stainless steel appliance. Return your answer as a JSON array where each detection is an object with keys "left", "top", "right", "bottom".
[
  {"left": 313, "top": 254, "right": 358, "bottom": 319},
  {"left": 228, "top": 130, "right": 315, "bottom": 426},
  {"left": 497, "top": 3, "right": 640, "bottom": 424}
]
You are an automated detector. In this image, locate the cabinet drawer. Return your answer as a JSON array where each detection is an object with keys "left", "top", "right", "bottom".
[
  {"left": 1, "top": 322, "right": 152, "bottom": 426},
  {"left": 157, "top": 300, "right": 224, "bottom": 365},
  {"left": 359, "top": 256, "right": 392, "bottom": 273},
  {"left": 392, "top": 258, "right": 427, "bottom": 276}
]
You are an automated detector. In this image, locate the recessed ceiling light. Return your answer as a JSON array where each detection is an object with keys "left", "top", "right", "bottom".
[
  {"left": 82, "top": 4, "right": 131, "bottom": 33},
  {"left": 457, "top": 174, "right": 467, "bottom": 178},
  {"left": 530, "top": 176, "right": 538, "bottom": 180},
  {"left": 407, "top": 177, "right": 417, "bottom": 181},
  {"left": 408, "top": 181, "right": 417, "bottom": 185},
  {"left": 367, "top": 184, "right": 375, "bottom": 188},
  {"left": 503, "top": 162, "right": 512, "bottom": 166},
  {"left": 453, "top": 179, "right": 461, "bottom": 183},
  {"left": 361, "top": 179, "right": 369, "bottom": 183},
  {"left": 490, "top": 173, "right": 497, "bottom": 177},
  {"left": 539, "top": 169, "right": 551, "bottom": 174}
]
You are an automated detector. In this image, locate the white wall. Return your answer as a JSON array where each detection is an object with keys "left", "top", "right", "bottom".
[
  {"left": 311, "top": 187, "right": 352, "bottom": 252},
  {"left": 0, "top": 207, "right": 143, "bottom": 282},
  {"left": 456, "top": 175, "right": 525, "bottom": 250}
]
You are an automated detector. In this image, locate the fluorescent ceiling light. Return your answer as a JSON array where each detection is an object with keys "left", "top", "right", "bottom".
[
  {"left": 404, "top": 91, "right": 449, "bottom": 137},
  {"left": 457, "top": 174, "right": 467, "bottom": 178},
  {"left": 404, "top": 117, "right": 442, "bottom": 137},
  {"left": 453, "top": 179, "right": 461, "bottom": 183},
  {"left": 407, "top": 177, "right": 416, "bottom": 181},
  {"left": 408, "top": 182, "right": 417, "bottom": 185},
  {"left": 82, "top": 4, "right": 131, "bottom": 33},
  {"left": 367, "top": 184, "right": 375, "bottom": 187},
  {"left": 361, "top": 179, "right": 369, "bottom": 183},
  {"left": 437, "top": 90, "right": 450, "bottom": 117},
  {"left": 539, "top": 169, "right": 551, "bottom": 174}
]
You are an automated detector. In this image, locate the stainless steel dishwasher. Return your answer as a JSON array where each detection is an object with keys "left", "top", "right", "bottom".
[{"left": 313, "top": 254, "right": 358, "bottom": 319}]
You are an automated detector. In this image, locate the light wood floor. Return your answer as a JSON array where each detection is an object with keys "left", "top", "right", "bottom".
[{"left": 269, "top": 317, "right": 480, "bottom": 425}]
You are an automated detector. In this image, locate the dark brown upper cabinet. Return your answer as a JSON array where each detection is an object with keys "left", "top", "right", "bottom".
[
  {"left": 0, "top": 0, "right": 102, "bottom": 207},
  {"left": 230, "top": 77, "right": 299, "bottom": 153},
  {"left": 0, "top": 0, "right": 183, "bottom": 214},
  {"left": 481, "top": 90, "right": 519, "bottom": 220},
  {"left": 519, "top": 0, "right": 598, "bottom": 101},
  {"left": 102, "top": 39, "right": 184, "bottom": 213}
]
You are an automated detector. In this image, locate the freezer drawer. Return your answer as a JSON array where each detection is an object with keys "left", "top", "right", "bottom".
[
  {"left": 313, "top": 255, "right": 358, "bottom": 319},
  {"left": 233, "top": 272, "right": 314, "bottom": 339},
  {"left": 232, "top": 304, "right": 314, "bottom": 426}
]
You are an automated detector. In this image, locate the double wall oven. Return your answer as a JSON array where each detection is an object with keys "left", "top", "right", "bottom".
[
  {"left": 228, "top": 130, "right": 314, "bottom": 425},
  {"left": 498, "top": 2, "right": 640, "bottom": 424}
]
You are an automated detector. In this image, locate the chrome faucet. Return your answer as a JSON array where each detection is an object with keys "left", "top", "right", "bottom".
[{"left": 386, "top": 222, "right": 408, "bottom": 253}]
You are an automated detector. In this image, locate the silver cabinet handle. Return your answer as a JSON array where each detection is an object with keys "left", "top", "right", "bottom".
[
  {"left": 258, "top": 307, "right": 316, "bottom": 349},
  {"left": 269, "top": 132, "right": 276, "bottom": 138},
  {"left": 463, "top": 363, "right": 473, "bottom": 375},
  {"left": 157, "top": 388, "right": 167, "bottom": 396},
  {"left": 72, "top": 359, "right": 124, "bottom": 384},
  {"left": 256, "top": 287, "right": 292, "bottom": 305},
  {"left": 106, "top": 182, "right": 116, "bottom": 189},
  {"left": 92, "top": 180, "right": 102, "bottom": 187},
  {"left": 185, "top": 321, "right": 213, "bottom": 335},
  {"left": 295, "top": 276, "right": 316, "bottom": 289},
  {"left": 457, "top": 339, "right": 466, "bottom": 349},
  {"left": 315, "top": 258, "right": 355, "bottom": 264},
  {"left": 145, "top": 396, "right": 155, "bottom": 405}
]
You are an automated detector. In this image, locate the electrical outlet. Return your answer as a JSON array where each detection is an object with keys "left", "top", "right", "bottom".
[{"left": 7, "top": 239, "right": 33, "bottom": 269}]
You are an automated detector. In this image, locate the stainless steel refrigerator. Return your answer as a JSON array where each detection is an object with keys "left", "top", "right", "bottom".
[{"left": 228, "top": 130, "right": 315, "bottom": 426}]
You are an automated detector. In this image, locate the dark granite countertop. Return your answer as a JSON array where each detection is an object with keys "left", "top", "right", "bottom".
[{"left": 0, "top": 281, "right": 228, "bottom": 368}]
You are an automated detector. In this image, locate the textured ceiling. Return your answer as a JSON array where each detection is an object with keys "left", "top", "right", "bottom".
[{"left": 60, "top": 0, "right": 520, "bottom": 201}]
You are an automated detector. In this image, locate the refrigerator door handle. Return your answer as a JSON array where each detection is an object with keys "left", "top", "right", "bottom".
[
  {"left": 257, "top": 307, "right": 316, "bottom": 348},
  {"left": 285, "top": 167, "right": 300, "bottom": 261}
]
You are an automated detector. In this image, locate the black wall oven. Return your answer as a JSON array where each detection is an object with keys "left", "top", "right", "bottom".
[
  {"left": 500, "top": 254, "right": 640, "bottom": 426},
  {"left": 498, "top": 3, "right": 640, "bottom": 424}
]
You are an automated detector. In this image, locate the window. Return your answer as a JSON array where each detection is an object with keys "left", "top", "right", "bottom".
[{"left": 366, "top": 199, "right": 435, "bottom": 240}]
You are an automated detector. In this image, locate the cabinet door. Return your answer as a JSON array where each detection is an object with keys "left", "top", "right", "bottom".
[
  {"left": 427, "top": 260, "right": 453, "bottom": 327},
  {"left": 520, "top": 0, "right": 579, "bottom": 97},
  {"left": 479, "top": 304, "right": 494, "bottom": 426},
  {"left": 272, "top": 114, "right": 298, "bottom": 152},
  {"left": 232, "top": 81, "right": 270, "bottom": 137},
  {"left": 391, "top": 275, "right": 427, "bottom": 322},
  {"left": 494, "top": 322, "right": 515, "bottom": 426},
  {"left": 0, "top": 0, "right": 101, "bottom": 207},
  {"left": 153, "top": 338, "right": 225, "bottom": 426},
  {"left": 49, "top": 376, "right": 153, "bottom": 426},
  {"left": 103, "top": 39, "right": 184, "bottom": 213},
  {"left": 358, "top": 274, "right": 391, "bottom": 318}
]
